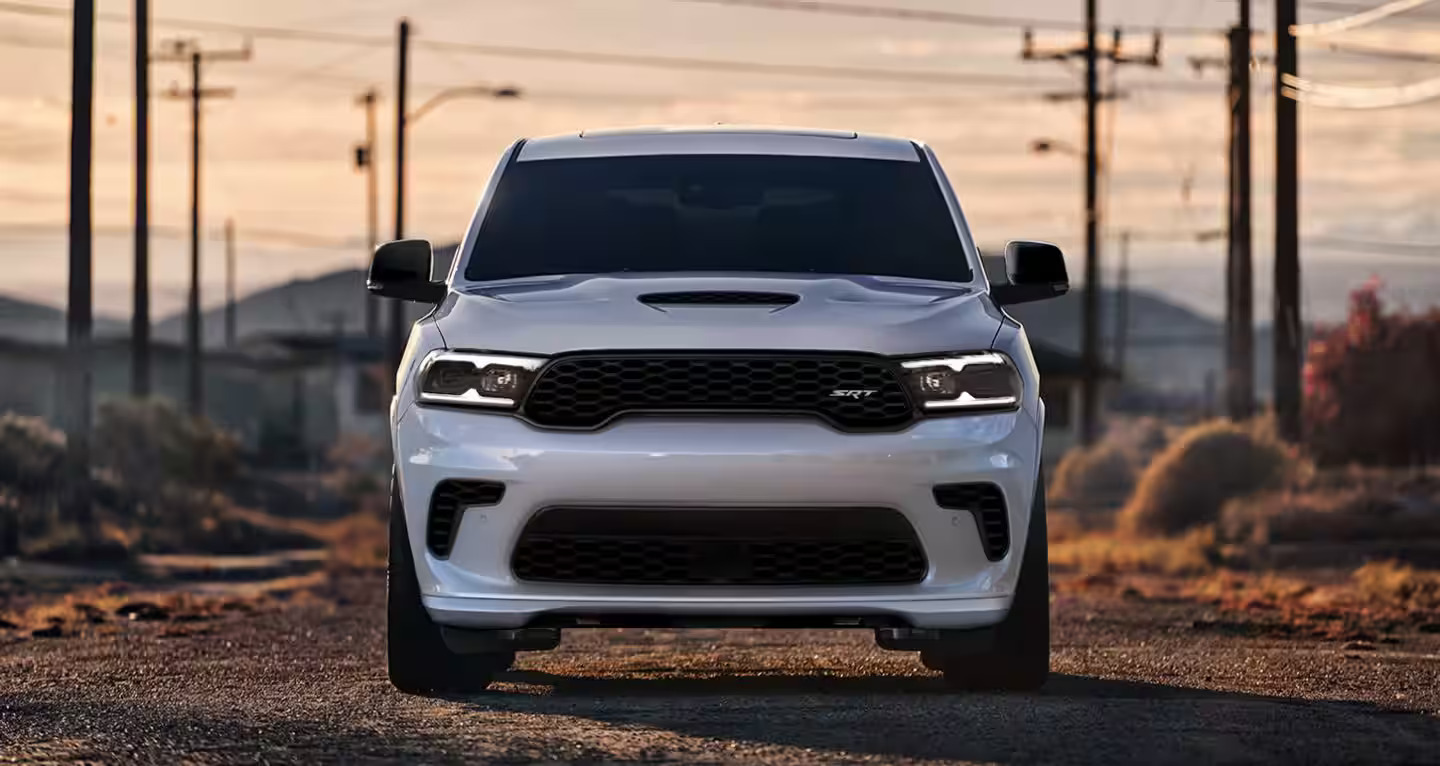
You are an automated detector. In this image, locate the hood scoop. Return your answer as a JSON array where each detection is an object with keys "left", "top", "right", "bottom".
[{"left": 639, "top": 291, "right": 800, "bottom": 307}]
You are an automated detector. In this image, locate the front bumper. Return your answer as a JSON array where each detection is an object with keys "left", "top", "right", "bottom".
[{"left": 394, "top": 406, "right": 1042, "bottom": 630}]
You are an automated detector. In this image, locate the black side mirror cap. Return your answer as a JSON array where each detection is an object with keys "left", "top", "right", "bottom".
[
  {"left": 990, "top": 240, "right": 1069, "bottom": 306},
  {"left": 368, "top": 239, "right": 446, "bottom": 304}
]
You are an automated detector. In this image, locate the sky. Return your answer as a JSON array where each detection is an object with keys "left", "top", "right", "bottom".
[{"left": 1, "top": 0, "right": 1438, "bottom": 325}]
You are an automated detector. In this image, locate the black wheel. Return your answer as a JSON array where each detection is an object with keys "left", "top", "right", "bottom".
[
  {"left": 924, "top": 473, "right": 1050, "bottom": 691},
  {"left": 388, "top": 475, "right": 514, "bottom": 694}
]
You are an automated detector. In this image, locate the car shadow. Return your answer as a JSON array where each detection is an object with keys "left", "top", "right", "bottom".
[
  {"left": 487, "top": 668, "right": 1240, "bottom": 698},
  {"left": 450, "top": 671, "right": 1440, "bottom": 765}
]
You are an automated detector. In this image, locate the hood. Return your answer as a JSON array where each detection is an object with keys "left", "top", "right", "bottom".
[{"left": 431, "top": 273, "right": 1003, "bottom": 356}]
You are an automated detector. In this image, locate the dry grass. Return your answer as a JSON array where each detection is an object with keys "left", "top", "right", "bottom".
[
  {"left": 1181, "top": 570, "right": 1320, "bottom": 607},
  {"left": 0, "top": 582, "right": 279, "bottom": 635},
  {"left": 1217, "top": 466, "right": 1440, "bottom": 551},
  {"left": 1119, "top": 419, "right": 1300, "bottom": 536},
  {"left": 1223, "top": 487, "right": 1440, "bottom": 545},
  {"left": 314, "top": 512, "right": 388, "bottom": 571},
  {"left": 222, "top": 504, "right": 388, "bottom": 571},
  {"left": 1353, "top": 560, "right": 1440, "bottom": 610},
  {"left": 1049, "top": 526, "right": 1217, "bottom": 576}
]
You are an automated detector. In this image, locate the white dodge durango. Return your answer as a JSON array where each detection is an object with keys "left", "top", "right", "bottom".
[{"left": 369, "top": 126, "right": 1071, "bottom": 694}]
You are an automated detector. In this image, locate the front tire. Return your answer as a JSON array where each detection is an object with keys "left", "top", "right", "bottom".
[
  {"left": 923, "top": 473, "right": 1050, "bottom": 691},
  {"left": 388, "top": 475, "right": 513, "bottom": 694}
]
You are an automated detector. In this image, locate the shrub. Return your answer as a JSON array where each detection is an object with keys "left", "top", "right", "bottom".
[
  {"left": 1221, "top": 483, "right": 1440, "bottom": 545},
  {"left": 1049, "top": 417, "right": 1172, "bottom": 509},
  {"left": 1304, "top": 282, "right": 1440, "bottom": 466},
  {"left": 1353, "top": 560, "right": 1440, "bottom": 610},
  {"left": 1051, "top": 442, "right": 1137, "bottom": 508},
  {"left": 0, "top": 413, "right": 68, "bottom": 494},
  {"left": 92, "top": 399, "right": 239, "bottom": 496},
  {"left": 1119, "top": 419, "right": 1297, "bottom": 536}
]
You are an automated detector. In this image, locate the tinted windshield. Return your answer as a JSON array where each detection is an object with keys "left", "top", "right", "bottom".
[{"left": 463, "top": 154, "right": 972, "bottom": 283}]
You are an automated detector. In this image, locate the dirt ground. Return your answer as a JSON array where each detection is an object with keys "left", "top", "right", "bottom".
[{"left": 1, "top": 571, "right": 1438, "bottom": 765}]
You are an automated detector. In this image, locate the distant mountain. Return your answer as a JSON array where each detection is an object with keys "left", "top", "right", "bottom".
[
  {"left": 0, "top": 293, "right": 126, "bottom": 344},
  {"left": 154, "top": 246, "right": 457, "bottom": 348},
  {"left": 136, "top": 246, "right": 1246, "bottom": 395},
  {"left": 1007, "top": 286, "right": 1275, "bottom": 397},
  {"left": 982, "top": 254, "right": 1269, "bottom": 396}
]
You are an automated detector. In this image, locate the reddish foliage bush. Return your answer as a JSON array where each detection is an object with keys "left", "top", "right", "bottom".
[{"left": 1304, "top": 282, "right": 1440, "bottom": 466}]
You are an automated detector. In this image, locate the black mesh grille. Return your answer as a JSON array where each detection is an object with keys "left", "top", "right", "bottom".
[
  {"left": 933, "top": 483, "right": 1010, "bottom": 561},
  {"left": 639, "top": 291, "right": 799, "bottom": 306},
  {"left": 521, "top": 354, "right": 915, "bottom": 430},
  {"left": 511, "top": 507, "right": 927, "bottom": 585},
  {"left": 427, "top": 480, "right": 505, "bottom": 557}
]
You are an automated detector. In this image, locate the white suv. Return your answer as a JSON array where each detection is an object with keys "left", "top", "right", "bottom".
[{"left": 370, "top": 126, "right": 1070, "bottom": 694}]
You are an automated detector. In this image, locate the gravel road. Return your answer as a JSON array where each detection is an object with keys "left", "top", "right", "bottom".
[{"left": 2, "top": 572, "right": 1438, "bottom": 765}]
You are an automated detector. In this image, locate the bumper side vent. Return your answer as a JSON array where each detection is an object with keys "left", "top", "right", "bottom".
[
  {"left": 427, "top": 479, "right": 505, "bottom": 557},
  {"left": 933, "top": 483, "right": 1010, "bottom": 561}
]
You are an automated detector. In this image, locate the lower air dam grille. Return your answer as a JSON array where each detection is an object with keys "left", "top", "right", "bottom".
[{"left": 511, "top": 507, "right": 928, "bottom": 585}]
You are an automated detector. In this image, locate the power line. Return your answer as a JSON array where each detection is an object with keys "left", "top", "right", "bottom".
[
  {"left": 1303, "top": 0, "right": 1440, "bottom": 18},
  {"left": 0, "top": 1, "right": 1222, "bottom": 92},
  {"left": 0, "top": 221, "right": 363, "bottom": 250},
  {"left": 1306, "top": 235, "right": 1440, "bottom": 257},
  {"left": 657, "top": 0, "right": 1225, "bottom": 35},
  {"left": 1292, "top": 0, "right": 1437, "bottom": 36},
  {"left": 420, "top": 38, "right": 1060, "bottom": 88},
  {"left": 1285, "top": 72, "right": 1440, "bottom": 108},
  {"left": 1321, "top": 41, "right": 1440, "bottom": 63},
  {"left": 0, "top": 3, "right": 1054, "bottom": 88}
]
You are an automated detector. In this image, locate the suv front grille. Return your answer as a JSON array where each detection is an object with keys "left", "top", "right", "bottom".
[
  {"left": 521, "top": 354, "right": 915, "bottom": 430},
  {"left": 933, "top": 483, "right": 1010, "bottom": 560},
  {"left": 511, "top": 507, "right": 928, "bottom": 585}
]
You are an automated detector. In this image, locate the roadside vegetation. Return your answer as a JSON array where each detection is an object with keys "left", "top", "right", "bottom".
[
  {"left": 1050, "top": 284, "right": 1440, "bottom": 622},
  {"left": 0, "top": 400, "right": 389, "bottom": 567}
]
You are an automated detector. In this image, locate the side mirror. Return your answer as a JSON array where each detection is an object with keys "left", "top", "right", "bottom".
[
  {"left": 368, "top": 239, "right": 445, "bottom": 304},
  {"left": 990, "top": 240, "right": 1069, "bottom": 306}
]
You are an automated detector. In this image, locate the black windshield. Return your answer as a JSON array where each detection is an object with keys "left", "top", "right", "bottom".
[{"left": 463, "top": 154, "right": 972, "bottom": 283}]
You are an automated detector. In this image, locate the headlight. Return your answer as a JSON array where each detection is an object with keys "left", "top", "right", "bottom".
[
  {"left": 900, "top": 352, "right": 1021, "bottom": 411},
  {"left": 416, "top": 351, "right": 546, "bottom": 408}
]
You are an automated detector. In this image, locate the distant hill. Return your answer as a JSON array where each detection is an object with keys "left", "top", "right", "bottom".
[
  {"left": 127, "top": 246, "right": 1243, "bottom": 395},
  {"left": 0, "top": 293, "right": 126, "bottom": 344},
  {"left": 982, "top": 254, "right": 1269, "bottom": 396},
  {"left": 1007, "top": 287, "right": 1274, "bottom": 396},
  {"left": 154, "top": 246, "right": 457, "bottom": 348}
]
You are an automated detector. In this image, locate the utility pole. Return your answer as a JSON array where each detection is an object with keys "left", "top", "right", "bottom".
[
  {"left": 156, "top": 39, "right": 250, "bottom": 418},
  {"left": 1189, "top": 4, "right": 1259, "bottom": 423},
  {"left": 1227, "top": 0, "right": 1254, "bottom": 421},
  {"left": 1114, "top": 230, "right": 1130, "bottom": 373},
  {"left": 1082, "top": 0, "right": 1099, "bottom": 445},
  {"left": 1022, "top": 3, "right": 1162, "bottom": 445},
  {"left": 1275, "top": 0, "right": 1303, "bottom": 441},
  {"left": 388, "top": 19, "right": 410, "bottom": 381},
  {"left": 68, "top": 0, "right": 95, "bottom": 524},
  {"left": 224, "top": 218, "right": 237, "bottom": 348},
  {"left": 132, "top": 0, "right": 150, "bottom": 398},
  {"left": 355, "top": 88, "right": 381, "bottom": 340}
]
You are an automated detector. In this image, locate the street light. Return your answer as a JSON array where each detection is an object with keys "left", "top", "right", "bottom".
[{"left": 410, "top": 84, "right": 522, "bottom": 123}]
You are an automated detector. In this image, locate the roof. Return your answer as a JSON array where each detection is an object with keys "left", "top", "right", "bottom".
[{"left": 518, "top": 125, "right": 923, "bottom": 163}]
